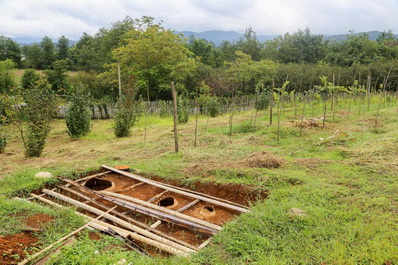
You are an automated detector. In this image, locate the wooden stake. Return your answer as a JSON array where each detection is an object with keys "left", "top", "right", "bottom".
[{"left": 171, "top": 82, "right": 179, "bottom": 153}]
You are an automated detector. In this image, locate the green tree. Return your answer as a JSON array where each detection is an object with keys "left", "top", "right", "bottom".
[
  {"left": 66, "top": 85, "right": 92, "bottom": 138},
  {"left": 0, "top": 36, "right": 22, "bottom": 67},
  {"left": 236, "top": 27, "right": 263, "bottom": 61},
  {"left": 57, "top": 35, "right": 70, "bottom": 60},
  {"left": 325, "top": 33, "right": 380, "bottom": 66},
  {"left": 24, "top": 44, "right": 43, "bottom": 69},
  {"left": 22, "top": 77, "right": 57, "bottom": 157},
  {"left": 264, "top": 28, "right": 327, "bottom": 64},
  {"left": 44, "top": 59, "right": 70, "bottom": 93},
  {"left": 0, "top": 59, "right": 16, "bottom": 94},
  {"left": 21, "top": 69, "right": 41, "bottom": 90},
  {"left": 40, "top": 36, "right": 56, "bottom": 69},
  {"left": 113, "top": 22, "right": 193, "bottom": 100}
]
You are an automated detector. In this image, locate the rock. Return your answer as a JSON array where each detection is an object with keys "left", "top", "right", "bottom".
[
  {"left": 288, "top": 208, "right": 306, "bottom": 218},
  {"left": 115, "top": 258, "right": 127, "bottom": 265},
  {"left": 35, "top": 172, "right": 53, "bottom": 178},
  {"left": 94, "top": 250, "right": 100, "bottom": 255}
]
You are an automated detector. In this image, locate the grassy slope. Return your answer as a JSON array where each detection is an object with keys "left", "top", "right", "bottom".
[{"left": 0, "top": 98, "right": 397, "bottom": 264}]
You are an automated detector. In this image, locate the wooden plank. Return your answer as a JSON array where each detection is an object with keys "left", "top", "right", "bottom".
[
  {"left": 177, "top": 199, "right": 200, "bottom": 213},
  {"left": 198, "top": 238, "right": 212, "bottom": 249},
  {"left": 102, "top": 165, "right": 248, "bottom": 213}
]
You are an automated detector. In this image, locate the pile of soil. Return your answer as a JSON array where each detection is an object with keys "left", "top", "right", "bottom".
[
  {"left": 245, "top": 151, "right": 283, "bottom": 169},
  {"left": 0, "top": 232, "right": 38, "bottom": 264},
  {"left": 25, "top": 213, "right": 54, "bottom": 229}
]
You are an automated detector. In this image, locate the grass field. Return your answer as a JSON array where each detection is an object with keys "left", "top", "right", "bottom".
[{"left": 0, "top": 98, "right": 397, "bottom": 264}]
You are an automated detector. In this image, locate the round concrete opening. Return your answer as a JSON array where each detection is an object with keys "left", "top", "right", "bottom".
[
  {"left": 84, "top": 178, "right": 113, "bottom": 191},
  {"left": 200, "top": 205, "right": 216, "bottom": 217},
  {"left": 157, "top": 196, "right": 178, "bottom": 208}
]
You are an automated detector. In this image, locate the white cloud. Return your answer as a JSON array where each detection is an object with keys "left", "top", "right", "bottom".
[{"left": 0, "top": 0, "right": 397, "bottom": 39}]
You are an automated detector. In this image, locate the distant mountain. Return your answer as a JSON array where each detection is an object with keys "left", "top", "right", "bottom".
[
  {"left": 12, "top": 37, "right": 77, "bottom": 46},
  {"left": 176, "top": 30, "right": 277, "bottom": 46},
  {"left": 324, "top": 31, "right": 398, "bottom": 42},
  {"left": 9, "top": 30, "right": 397, "bottom": 47}
]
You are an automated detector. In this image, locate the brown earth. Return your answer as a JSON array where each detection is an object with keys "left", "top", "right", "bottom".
[
  {"left": 25, "top": 213, "right": 54, "bottom": 229},
  {"left": 0, "top": 232, "right": 38, "bottom": 265},
  {"left": 245, "top": 151, "right": 284, "bottom": 169}
]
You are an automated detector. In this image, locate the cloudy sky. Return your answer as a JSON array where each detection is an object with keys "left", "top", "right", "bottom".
[{"left": 1, "top": 0, "right": 397, "bottom": 39}]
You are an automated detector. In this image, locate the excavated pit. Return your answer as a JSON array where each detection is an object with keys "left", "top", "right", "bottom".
[{"left": 30, "top": 168, "right": 268, "bottom": 257}]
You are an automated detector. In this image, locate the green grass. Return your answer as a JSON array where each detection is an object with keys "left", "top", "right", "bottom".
[{"left": 0, "top": 97, "right": 397, "bottom": 264}]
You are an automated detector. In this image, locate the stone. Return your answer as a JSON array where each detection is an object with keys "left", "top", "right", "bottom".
[
  {"left": 288, "top": 208, "right": 306, "bottom": 218},
  {"left": 35, "top": 172, "right": 53, "bottom": 178}
]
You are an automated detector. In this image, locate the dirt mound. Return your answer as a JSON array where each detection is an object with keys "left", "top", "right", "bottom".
[
  {"left": 0, "top": 232, "right": 38, "bottom": 264},
  {"left": 25, "top": 213, "right": 54, "bottom": 229},
  {"left": 292, "top": 117, "right": 323, "bottom": 129},
  {"left": 245, "top": 151, "right": 283, "bottom": 169},
  {"left": 294, "top": 158, "right": 331, "bottom": 169}
]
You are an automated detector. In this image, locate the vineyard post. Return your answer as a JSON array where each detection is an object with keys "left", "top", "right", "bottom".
[
  {"left": 269, "top": 77, "right": 274, "bottom": 125},
  {"left": 171, "top": 82, "right": 179, "bottom": 153}
]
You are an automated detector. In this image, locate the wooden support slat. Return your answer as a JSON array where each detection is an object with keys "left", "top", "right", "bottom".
[
  {"left": 177, "top": 199, "right": 200, "bottom": 213},
  {"left": 198, "top": 238, "right": 212, "bottom": 249},
  {"left": 147, "top": 190, "right": 168, "bottom": 203},
  {"left": 102, "top": 165, "right": 248, "bottom": 213},
  {"left": 43, "top": 189, "right": 196, "bottom": 255}
]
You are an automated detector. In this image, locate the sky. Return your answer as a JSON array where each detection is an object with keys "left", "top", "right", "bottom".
[{"left": 0, "top": 0, "right": 397, "bottom": 40}]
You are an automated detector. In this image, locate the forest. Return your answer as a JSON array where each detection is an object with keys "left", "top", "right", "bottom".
[{"left": 1, "top": 16, "right": 398, "bottom": 103}]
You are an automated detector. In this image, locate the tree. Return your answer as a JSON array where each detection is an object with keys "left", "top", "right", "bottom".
[
  {"left": 236, "top": 27, "right": 263, "bottom": 61},
  {"left": 66, "top": 85, "right": 92, "bottom": 138},
  {"left": 24, "top": 44, "right": 43, "bottom": 69},
  {"left": 57, "top": 36, "right": 70, "bottom": 60},
  {"left": 0, "top": 59, "right": 16, "bottom": 94},
  {"left": 40, "top": 36, "right": 56, "bottom": 69},
  {"left": 113, "top": 22, "right": 193, "bottom": 100},
  {"left": 22, "top": 77, "right": 57, "bottom": 157},
  {"left": 226, "top": 51, "right": 277, "bottom": 94},
  {"left": 21, "top": 69, "right": 41, "bottom": 90},
  {"left": 264, "top": 28, "right": 327, "bottom": 64},
  {"left": 0, "top": 36, "right": 22, "bottom": 67},
  {"left": 325, "top": 33, "right": 380, "bottom": 66},
  {"left": 44, "top": 59, "right": 70, "bottom": 93}
]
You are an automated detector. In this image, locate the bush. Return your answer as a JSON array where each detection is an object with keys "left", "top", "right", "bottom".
[
  {"left": 23, "top": 78, "right": 57, "bottom": 157},
  {"left": 21, "top": 69, "right": 41, "bottom": 90},
  {"left": 66, "top": 85, "right": 92, "bottom": 138},
  {"left": 114, "top": 92, "right": 141, "bottom": 138},
  {"left": 158, "top": 100, "right": 171, "bottom": 117},
  {"left": 0, "top": 135, "right": 5, "bottom": 153},
  {"left": 177, "top": 95, "right": 189, "bottom": 124}
]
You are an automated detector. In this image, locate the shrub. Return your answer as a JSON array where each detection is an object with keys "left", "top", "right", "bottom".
[
  {"left": 177, "top": 95, "right": 189, "bottom": 124},
  {"left": 114, "top": 91, "right": 141, "bottom": 138},
  {"left": 21, "top": 69, "right": 41, "bottom": 90},
  {"left": 66, "top": 85, "right": 92, "bottom": 138},
  {"left": 158, "top": 100, "right": 171, "bottom": 117},
  {"left": 23, "top": 78, "right": 57, "bottom": 157},
  {"left": 0, "top": 135, "right": 5, "bottom": 153}
]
